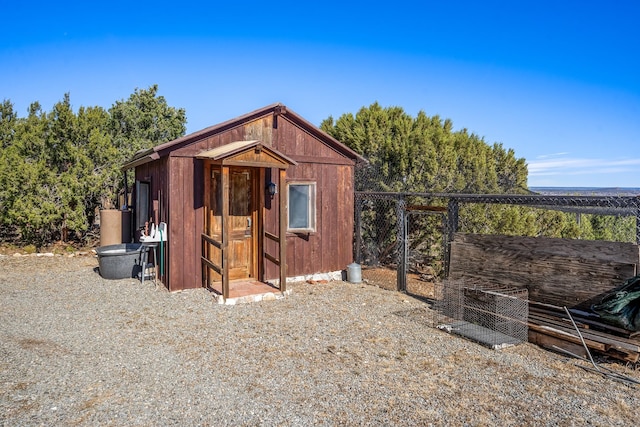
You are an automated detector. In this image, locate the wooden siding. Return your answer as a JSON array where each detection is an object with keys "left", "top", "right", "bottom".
[
  {"left": 274, "top": 116, "right": 348, "bottom": 162},
  {"left": 273, "top": 115, "right": 355, "bottom": 278},
  {"left": 449, "top": 233, "right": 639, "bottom": 309},
  {"left": 168, "top": 117, "right": 275, "bottom": 158},
  {"left": 262, "top": 162, "right": 354, "bottom": 280},
  {"left": 263, "top": 169, "right": 281, "bottom": 280},
  {"left": 138, "top": 109, "right": 357, "bottom": 290},
  {"left": 166, "top": 156, "right": 204, "bottom": 291}
]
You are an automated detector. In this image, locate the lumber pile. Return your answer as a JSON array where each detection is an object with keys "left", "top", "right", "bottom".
[{"left": 528, "top": 302, "right": 640, "bottom": 363}]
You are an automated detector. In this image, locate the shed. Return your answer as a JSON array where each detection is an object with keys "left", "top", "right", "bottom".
[{"left": 122, "top": 103, "right": 365, "bottom": 297}]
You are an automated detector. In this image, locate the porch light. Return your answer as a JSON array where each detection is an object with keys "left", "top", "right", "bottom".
[{"left": 267, "top": 181, "right": 277, "bottom": 197}]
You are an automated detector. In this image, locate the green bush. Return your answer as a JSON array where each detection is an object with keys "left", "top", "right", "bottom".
[{"left": 0, "top": 85, "right": 186, "bottom": 247}]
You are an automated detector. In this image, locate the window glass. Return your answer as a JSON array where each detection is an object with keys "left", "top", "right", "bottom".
[
  {"left": 136, "top": 181, "right": 150, "bottom": 231},
  {"left": 288, "top": 183, "right": 315, "bottom": 231}
]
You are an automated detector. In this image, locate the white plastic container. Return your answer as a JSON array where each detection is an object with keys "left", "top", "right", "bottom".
[
  {"left": 347, "top": 263, "right": 362, "bottom": 283},
  {"left": 140, "top": 222, "right": 168, "bottom": 242}
]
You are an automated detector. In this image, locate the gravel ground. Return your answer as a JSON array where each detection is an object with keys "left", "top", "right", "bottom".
[{"left": 1, "top": 254, "right": 639, "bottom": 426}]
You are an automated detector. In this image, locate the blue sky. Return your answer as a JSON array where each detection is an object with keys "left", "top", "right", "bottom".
[{"left": 2, "top": 1, "right": 639, "bottom": 188}]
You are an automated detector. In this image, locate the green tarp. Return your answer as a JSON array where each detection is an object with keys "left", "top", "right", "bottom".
[{"left": 592, "top": 275, "right": 640, "bottom": 331}]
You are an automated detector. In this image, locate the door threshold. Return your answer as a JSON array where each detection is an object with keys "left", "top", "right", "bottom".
[{"left": 207, "top": 280, "right": 291, "bottom": 305}]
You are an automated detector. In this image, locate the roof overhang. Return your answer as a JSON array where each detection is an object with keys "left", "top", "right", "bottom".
[
  {"left": 121, "top": 149, "right": 159, "bottom": 171},
  {"left": 195, "top": 140, "right": 298, "bottom": 169}
]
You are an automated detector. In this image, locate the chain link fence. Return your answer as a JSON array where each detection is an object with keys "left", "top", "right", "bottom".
[
  {"left": 354, "top": 192, "right": 450, "bottom": 298},
  {"left": 355, "top": 189, "right": 639, "bottom": 348},
  {"left": 355, "top": 191, "right": 640, "bottom": 296},
  {"left": 353, "top": 161, "right": 640, "bottom": 349}
]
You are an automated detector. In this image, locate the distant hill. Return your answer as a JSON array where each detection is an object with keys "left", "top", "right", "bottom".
[{"left": 530, "top": 187, "right": 640, "bottom": 196}]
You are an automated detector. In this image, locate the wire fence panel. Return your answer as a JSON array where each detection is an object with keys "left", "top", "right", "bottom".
[
  {"left": 354, "top": 193, "right": 400, "bottom": 292},
  {"left": 354, "top": 162, "right": 639, "bottom": 349},
  {"left": 404, "top": 208, "right": 446, "bottom": 298},
  {"left": 355, "top": 190, "right": 640, "bottom": 298},
  {"left": 354, "top": 192, "right": 452, "bottom": 298}
]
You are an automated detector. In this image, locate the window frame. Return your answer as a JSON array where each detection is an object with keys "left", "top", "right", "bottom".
[
  {"left": 287, "top": 181, "right": 317, "bottom": 233},
  {"left": 135, "top": 180, "right": 150, "bottom": 231}
]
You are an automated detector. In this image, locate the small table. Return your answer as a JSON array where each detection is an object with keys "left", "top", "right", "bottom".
[{"left": 139, "top": 242, "right": 158, "bottom": 286}]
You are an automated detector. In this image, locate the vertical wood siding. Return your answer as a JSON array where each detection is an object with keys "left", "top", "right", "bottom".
[
  {"left": 166, "top": 156, "right": 203, "bottom": 291},
  {"left": 139, "top": 111, "right": 356, "bottom": 290},
  {"left": 274, "top": 118, "right": 355, "bottom": 278}
]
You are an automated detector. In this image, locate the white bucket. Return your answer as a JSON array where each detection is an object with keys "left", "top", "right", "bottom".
[{"left": 346, "top": 263, "right": 362, "bottom": 283}]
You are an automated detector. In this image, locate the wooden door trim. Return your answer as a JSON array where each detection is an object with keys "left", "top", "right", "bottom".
[
  {"left": 221, "top": 166, "right": 230, "bottom": 299},
  {"left": 202, "top": 163, "right": 267, "bottom": 294}
]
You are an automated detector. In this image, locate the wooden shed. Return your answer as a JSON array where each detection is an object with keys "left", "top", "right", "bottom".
[{"left": 122, "top": 103, "right": 365, "bottom": 297}]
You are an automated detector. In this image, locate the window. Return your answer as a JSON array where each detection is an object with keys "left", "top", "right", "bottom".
[
  {"left": 135, "top": 180, "right": 150, "bottom": 231},
  {"left": 288, "top": 182, "right": 316, "bottom": 232}
]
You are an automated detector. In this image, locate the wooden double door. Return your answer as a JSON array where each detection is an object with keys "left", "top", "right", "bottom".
[{"left": 207, "top": 167, "right": 259, "bottom": 281}]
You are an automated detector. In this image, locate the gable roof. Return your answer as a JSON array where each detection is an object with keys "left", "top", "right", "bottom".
[
  {"left": 195, "top": 140, "right": 297, "bottom": 169},
  {"left": 122, "top": 103, "right": 366, "bottom": 170}
]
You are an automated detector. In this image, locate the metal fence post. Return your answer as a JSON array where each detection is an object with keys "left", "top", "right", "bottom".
[
  {"left": 445, "top": 199, "right": 459, "bottom": 278},
  {"left": 635, "top": 197, "right": 640, "bottom": 245},
  {"left": 355, "top": 193, "right": 363, "bottom": 264},
  {"left": 397, "top": 195, "right": 407, "bottom": 292}
]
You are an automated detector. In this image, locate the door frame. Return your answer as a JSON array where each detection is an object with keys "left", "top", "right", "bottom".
[{"left": 197, "top": 140, "right": 297, "bottom": 300}]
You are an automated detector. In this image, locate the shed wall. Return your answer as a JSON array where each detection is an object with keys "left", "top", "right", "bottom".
[
  {"left": 142, "top": 111, "right": 356, "bottom": 290},
  {"left": 134, "top": 158, "right": 170, "bottom": 283}
]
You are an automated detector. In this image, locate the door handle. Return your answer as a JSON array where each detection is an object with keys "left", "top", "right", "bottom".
[{"left": 247, "top": 218, "right": 252, "bottom": 228}]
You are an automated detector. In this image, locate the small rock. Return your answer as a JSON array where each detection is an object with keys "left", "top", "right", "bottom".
[{"left": 262, "top": 293, "right": 276, "bottom": 301}]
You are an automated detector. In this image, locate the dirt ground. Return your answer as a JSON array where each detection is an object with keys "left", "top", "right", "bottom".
[
  {"left": 362, "top": 266, "right": 436, "bottom": 298},
  {"left": 3, "top": 255, "right": 640, "bottom": 425}
]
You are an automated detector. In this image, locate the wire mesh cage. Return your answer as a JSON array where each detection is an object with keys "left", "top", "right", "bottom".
[{"left": 430, "top": 280, "right": 529, "bottom": 349}]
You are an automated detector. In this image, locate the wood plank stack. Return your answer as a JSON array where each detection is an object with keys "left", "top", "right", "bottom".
[
  {"left": 528, "top": 302, "right": 640, "bottom": 363},
  {"left": 448, "top": 233, "right": 640, "bottom": 363}
]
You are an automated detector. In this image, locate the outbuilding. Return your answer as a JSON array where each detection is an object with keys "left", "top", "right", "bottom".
[{"left": 122, "top": 103, "right": 364, "bottom": 299}]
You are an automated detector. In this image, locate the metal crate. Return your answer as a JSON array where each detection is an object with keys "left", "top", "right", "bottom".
[{"left": 431, "top": 280, "right": 529, "bottom": 349}]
